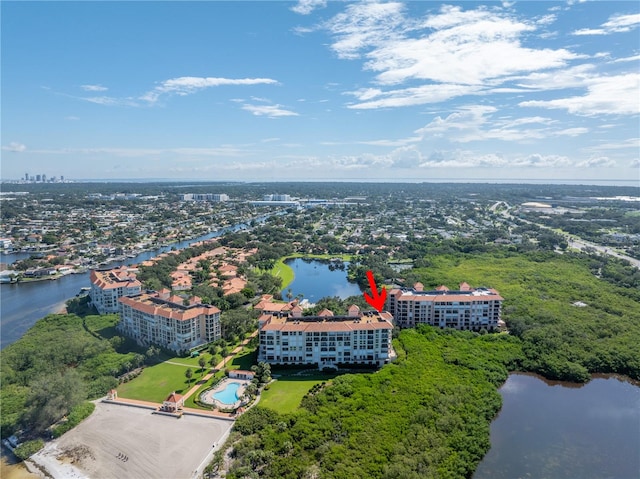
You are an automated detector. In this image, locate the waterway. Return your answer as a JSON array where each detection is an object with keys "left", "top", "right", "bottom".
[
  {"left": 474, "top": 373, "right": 640, "bottom": 479},
  {"left": 282, "top": 258, "right": 362, "bottom": 302},
  {"left": 0, "top": 213, "right": 281, "bottom": 349}
]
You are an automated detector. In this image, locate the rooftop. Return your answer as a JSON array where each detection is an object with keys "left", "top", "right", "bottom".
[
  {"left": 260, "top": 306, "right": 393, "bottom": 332},
  {"left": 119, "top": 291, "right": 220, "bottom": 321}
]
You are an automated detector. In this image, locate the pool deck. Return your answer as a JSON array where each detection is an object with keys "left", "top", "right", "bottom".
[{"left": 200, "top": 378, "right": 249, "bottom": 410}]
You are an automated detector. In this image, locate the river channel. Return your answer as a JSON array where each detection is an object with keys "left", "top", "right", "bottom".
[{"left": 0, "top": 213, "right": 280, "bottom": 349}]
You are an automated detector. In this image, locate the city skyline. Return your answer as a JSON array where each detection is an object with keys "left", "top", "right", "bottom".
[{"left": 1, "top": 1, "right": 639, "bottom": 184}]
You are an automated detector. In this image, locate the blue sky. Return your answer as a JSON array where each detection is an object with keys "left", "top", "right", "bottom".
[{"left": 2, "top": 0, "right": 639, "bottom": 184}]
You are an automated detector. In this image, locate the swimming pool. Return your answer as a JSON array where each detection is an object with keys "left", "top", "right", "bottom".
[{"left": 212, "top": 381, "right": 241, "bottom": 406}]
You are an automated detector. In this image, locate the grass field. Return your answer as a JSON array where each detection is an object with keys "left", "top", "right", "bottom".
[
  {"left": 117, "top": 361, "right": 200, "bottom": 402},
  {"left": 269, "top": 258, "right": 295, "bottom": 289},
  {"left": 118, "top": 345, "right": 258, "bottom": 406},
  {"left": 259, "top": 371, "right": 342, "bottom": 414}
]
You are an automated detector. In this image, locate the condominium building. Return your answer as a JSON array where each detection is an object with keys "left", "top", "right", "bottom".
[
  {"left": 118, "top": 290, "right": 221, "bottom": 353},
  {"left": 258, "top": 305, "right": 394, "bottom": 369},
  {"left": 180, "top": 193, "right": 229, "bottom": 201},
  {"left": 90, "top": 267, "right": 142, "bottom": 314},
  {"left": 387, "top": 282, "right": 503, "bottom": 331}
]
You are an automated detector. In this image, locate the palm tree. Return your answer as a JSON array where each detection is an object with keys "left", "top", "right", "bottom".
[
  {"left": 185, "top": 368, "right": 193, "bottom": 386},
  {"left": 198, "top": 356, "right": 206, "bottom": 375}
]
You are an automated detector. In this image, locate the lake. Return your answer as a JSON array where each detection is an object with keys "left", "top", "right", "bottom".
[
  {"left": 474, "top": 373, "right": 640, "bottom": 479},
  {"left": 282, "top": 258, "right": 362, "bottom": 302}
]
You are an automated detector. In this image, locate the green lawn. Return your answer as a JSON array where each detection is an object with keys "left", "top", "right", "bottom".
[
  {"left": 117, "top": 361, "right": 203, "bottom": 402},
  {"left": 117, "top": 345, "right": 257, "bottom": 405},
  {"left": 229, "top": 346, "right": 258, "bottom": 370},
  {"left": 259, "top": 371, "right": 342, "bottom": 414},
  {"left": 269, "top": 258, "right": 295, "bottom": 289}
]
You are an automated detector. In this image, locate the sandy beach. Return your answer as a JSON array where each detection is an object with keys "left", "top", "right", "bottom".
[{"left": 29, "top": 401, "right": 234, "bottom": 479}]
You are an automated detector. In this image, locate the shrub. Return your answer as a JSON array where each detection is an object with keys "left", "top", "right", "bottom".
[
  {"left": 14, "top": 439, "right": 44, "bottom": 460},
  {"left": 52, "top": 402, "right": 96, "bottom": 438}
]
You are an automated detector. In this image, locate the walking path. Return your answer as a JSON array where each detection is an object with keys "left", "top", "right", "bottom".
[
  {"left": 182, "top": 329, "right": 258, "bottom": 403},
  {"left": 108, "top": 330, "right": 259, "bottom": 419}
]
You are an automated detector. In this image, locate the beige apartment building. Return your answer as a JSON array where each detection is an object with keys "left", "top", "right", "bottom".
[
  {"left": 258, "top": 305, "right": 394, "bottom": 369},
  {"left": 118, "top": 290, "right": 221, "bottom": 353},
  {"left": 387, "top": 283, "right": 503, "bottom": 331},
  {"left": 90, "top": 267, "right": 142, "bottom": 314}
]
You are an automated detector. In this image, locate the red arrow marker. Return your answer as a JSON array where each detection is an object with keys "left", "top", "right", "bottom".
[{"left": 363, "top": 270, "right": 387, "bottom": 312}]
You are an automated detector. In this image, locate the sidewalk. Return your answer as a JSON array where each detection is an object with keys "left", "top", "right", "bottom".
[
  {"left": 179, "top": 330, "right": 259, "bottom": 403},
  {"left": 110, "top": 330, "right": 258, "bottom": 419}
]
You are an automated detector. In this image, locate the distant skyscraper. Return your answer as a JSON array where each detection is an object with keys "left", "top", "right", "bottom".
[
  {"left": 60, "top": 175, "right": 64, "bottom": 182},
  {"left": 25, "top": 173, "right": 29, "bottom": 181},
  {"left": 36, "top": 174, "right": 41, "bottom": 182},
  {"left": 42, "top": 174, "right": 47, "bottom": 182}
]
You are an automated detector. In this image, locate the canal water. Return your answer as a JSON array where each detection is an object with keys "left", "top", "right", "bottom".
[
  {"left": 474, "top": 373, "right": 640, "bottom": 479},
  {"left": 0, "top": 213, "right": 280, "bottom": 349},
  {"left": 282, "top": 258, "right": 362, "bottom": 302}
]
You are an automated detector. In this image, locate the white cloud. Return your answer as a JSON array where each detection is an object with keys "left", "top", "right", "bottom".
[
  {"left": 329, "top": 154, "right": 394, "bottom": 169},
  {"left": 519, "top": 73, "right": 640, "bottom": 116},
  {"left": 513, "top": 153, "right": 572, "bottom": 167},
  {"left": 241, "top": 103, "right": 299, "bottom": 118},
  {"left": 514, "top": 64, "right": 596, "bottom": 90},
  {"left": 326, "top": 2, "right": 408, "bottom": 60},
  {"left": 65, "top": 116, "right": 80, "bottom": 121},
  {"left": 319, "top": 3, "right": 584, "bottom": 110},
  {"left": 630, "top": 158, "right": 640, "bottom": 168},
  {"left": 613, "top": 55, "right": 640, "bottom": 63},
  {"left": 2, "top": 142, "right": 26, "bottom": 152},
  {"left": 584, "top": 138, "right": 640, "bottom": 152},
  {"left": 384, "top": 146, "right": 618, "bottom": 170},
  {"left": 370, "top": 9, "right": 578, "bottom": 86},
  {"left": 82, "top": 96, "right": 139, "bottom": 107},
  {"left": 140, "top": 76, "right": 278, "bottom": 104},
  {"left": 413, "top": 105, "right": 587, "bottom": 143},
  {"left": 80, "top": 84, "right": 108, "bottom": 91},
  {"left": 572, "top": 13, "right": 640, "bottom": 35},
  {"left": 357, "top": 136, "right": 422, "bottom": 147},
  {"left": 347, "top": 83, "right": 482, "bottom": 109},
  {"left": 577, "top": 156, "right": 616, "bottom": 168},
  {"left": 291, "top": 0, "right": 326, "bottom": 15}
]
